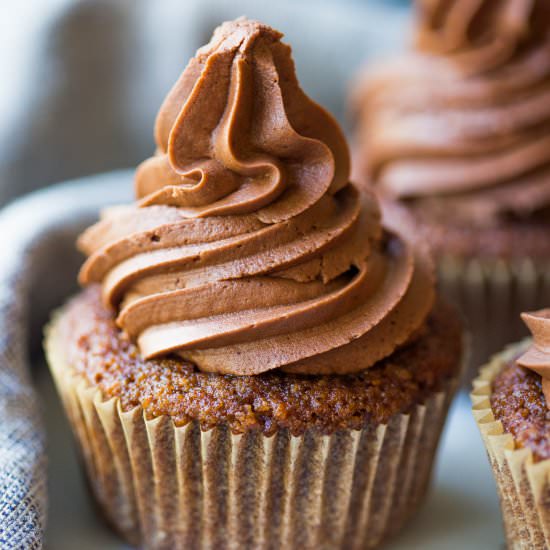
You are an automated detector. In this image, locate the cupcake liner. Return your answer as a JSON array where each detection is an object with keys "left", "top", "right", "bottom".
[
  {"left": 471, "top": 345, "right": 550, "bottom": 550},
  {"left": 438, "top": 255, "right": 550, "bottom": 381},
  {"left": 46, "top": 320, "right": 461, "bottom": 550}
]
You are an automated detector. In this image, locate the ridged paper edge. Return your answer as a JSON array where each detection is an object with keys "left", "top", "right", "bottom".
[
  {"left": 438, "top": 255, "right": 550, "bottom": 381},
  {"left": 471, "top": 345, "right": 550, "bottom": 550},
  {"left": 45, "top": 316, "right": 461, "bottom": 550}
]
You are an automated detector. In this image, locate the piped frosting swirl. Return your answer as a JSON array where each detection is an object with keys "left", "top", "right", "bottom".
[
  {"left": 517, "top": 309, "right": 550, "bottom": 408},
  {"left": 353, "top": 0, "right": 550, "bottom": 227},
  {"left": 78, "top": 18, "right": 434, "bottom": 376}
]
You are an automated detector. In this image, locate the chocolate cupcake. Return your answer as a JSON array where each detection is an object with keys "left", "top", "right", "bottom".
[
  {"left": 45, "top": 18, "right": 464, "bottom": 549},
  {"left": 351, "top": 0, "right": 550, "bottom": 373},
  {"left": 472, "top": 310, "right": 550, "bottom": 549}
]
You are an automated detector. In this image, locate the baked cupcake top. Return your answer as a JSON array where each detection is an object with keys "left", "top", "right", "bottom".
[
  {"left": 56, "top": 286, "right": 460, "bottom": 434},
  {"left": 78, "top": 18, "right": 434, "bottom": 376},
  {"left": 353, "top": 0, "right": 550, "bottom": 228},
  {"left": 517, "top": 309, "right": 550, "bottom": 408}
]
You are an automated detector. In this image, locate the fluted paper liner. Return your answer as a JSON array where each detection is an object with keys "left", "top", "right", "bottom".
[
  {"left": 471, "top": 345, "right": 550, "bottom": 550},
  {"left": 438, "top": 256, "right": 550, "bottom": 381},
  {"left": 45, "top": 319, "right": 460, "bottom": 550}
]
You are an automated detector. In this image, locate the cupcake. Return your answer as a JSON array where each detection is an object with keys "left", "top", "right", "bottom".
[
  {"left": 472, "top": 310, "right": 550, "bottom": 549},
  {"left": 45, "top": 18, "right": 464, "bottom": 549},
  {"left": 351, "top": 0, "right": 550, "bottom": 373}
]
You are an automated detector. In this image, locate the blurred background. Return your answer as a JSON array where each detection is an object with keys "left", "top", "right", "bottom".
[{"left": 0, "top": 0, "right": 411, "bottom": 207}]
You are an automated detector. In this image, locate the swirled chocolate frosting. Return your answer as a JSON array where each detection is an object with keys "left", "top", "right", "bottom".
[
  {"left": 78, "top": 18, "right": 434, "bottom": 376},
  {"left": 517, "top": 309, "right": 550, "bottom": 408},
  {"left": 354, "top": 0, "right": 550, "bottom": 227}
]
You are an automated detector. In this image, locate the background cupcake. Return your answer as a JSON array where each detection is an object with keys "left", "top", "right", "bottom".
[
  {"left": 351, "top": 0, "right": 550, "bottom": 373},
  {"left": 45, "top": 18, "right": 464, "bottom": 549},
  {"left": 472, "top": 309, "right": 549, "bottom": 549}
]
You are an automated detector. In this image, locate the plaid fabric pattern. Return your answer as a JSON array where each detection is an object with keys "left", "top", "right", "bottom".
[{"left": 0, "top": 172, "right": 131, "bottom": 548}]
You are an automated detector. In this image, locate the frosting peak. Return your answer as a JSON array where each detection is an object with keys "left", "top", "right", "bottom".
[
  {"left": 135, "top": 17, "right": 349, "bottom": 224},
  {"left": 517, "top": 309, "right": 550, "bottom": 407},
  {"left": 78, "top": 18, "right": 434, "bottom": 376}
]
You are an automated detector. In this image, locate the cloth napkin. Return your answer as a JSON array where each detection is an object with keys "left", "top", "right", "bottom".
[{"left": 0, "top": 171, "right": 131, "bottom": 548}]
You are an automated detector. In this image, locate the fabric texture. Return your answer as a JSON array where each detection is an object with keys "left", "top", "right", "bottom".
[{"left": 0, "top": 171, "right": 131, "bottom": 548}]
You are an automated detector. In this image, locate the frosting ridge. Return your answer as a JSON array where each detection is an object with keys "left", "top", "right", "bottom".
[
  {"left": 415, "top": 0, "right": 548, "bottom": 74},
  {"left": 78, "top": 18, "right": 434, "bottom": 375},
  {"left": 517, "top": 309, "right": 550, "bottom": 408},
  {"left": 135, "top": 18, "right": 349, "bottom": 223},
  {"left": 354, "top": 0, "right": 550, "bottom": 227}
]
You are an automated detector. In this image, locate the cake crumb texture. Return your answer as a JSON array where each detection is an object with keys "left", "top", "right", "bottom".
[
  {"left": 491, "top": 357, "right": 550, "bottom": 462},
  {"left": 57, "top": 286, "right": 462, "bottom": 435}
]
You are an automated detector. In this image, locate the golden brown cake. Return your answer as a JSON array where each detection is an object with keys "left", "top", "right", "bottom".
[
  {"left": 351, "top": 0, "right": 550, "bottom": 375},
  {"left": 472, "top": 309, "right": 550, "bottom": 549},
  {"left": 45, "top": 18, "right": 464, "bottom": 549}
]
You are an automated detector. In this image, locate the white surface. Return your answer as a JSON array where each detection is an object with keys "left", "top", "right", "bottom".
[{"left": 40, "top": 368, "right": 504, "bottom": 549}]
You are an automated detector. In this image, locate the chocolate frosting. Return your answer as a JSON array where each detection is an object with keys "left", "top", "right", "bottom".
[
  {"left": 517, "top": 309, "right": 550, "bottom": 408},
  {"left": 354, "top": 0, "right": 550, "bottom": 227},
  {"left": 78, "top": 18, "right": 434, "bottom": 376}
]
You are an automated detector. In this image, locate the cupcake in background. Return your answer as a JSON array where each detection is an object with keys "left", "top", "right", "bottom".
[
  {"left": 472, "top": 310, "right": 549, "bottom": 549},
  {"left": 351, "top": 0, "right": 550, "bottom": 373},
  {"left": 45, "top": 17, "right": 464, "bottom": 550}
]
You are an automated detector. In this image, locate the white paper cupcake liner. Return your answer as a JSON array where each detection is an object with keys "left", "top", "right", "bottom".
[
  {"left": 439, "top": 256, "right": 550, "bottom": 381},
  {"left": 46, "top": 317, "right": 461, "bottom": 550},
  {"left": 471, "top": 345, "right": 550, "bottom": 550}
]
